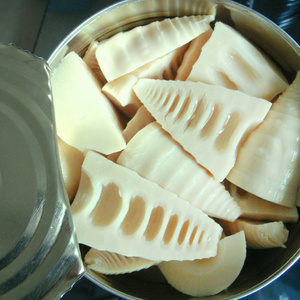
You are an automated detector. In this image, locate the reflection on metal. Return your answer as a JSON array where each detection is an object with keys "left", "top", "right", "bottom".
[{"left": 0, "top": 43, "right": 84, "bottom": 300}]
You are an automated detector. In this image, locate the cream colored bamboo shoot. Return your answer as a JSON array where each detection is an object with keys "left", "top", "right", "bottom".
[
  {"left": 133, "top": 79, "right": 271, "bottom": 181},
  {"left": 96, "top": 15, "right": 214, "bottom": 81},
  {"left": 71, "top": 150, "right": 222, "bottom": 261},
  {"left": 85, "top": 249, "right": 157, "bottom": 274},
  {"left": 158, "top": 231, "right": 246, "bottom": 297}
]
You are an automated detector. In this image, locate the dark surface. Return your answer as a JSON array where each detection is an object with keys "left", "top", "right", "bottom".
[
  {"left": 60, "top": 262, "right": 300, "bottom": 300},
  {"left": 0, "top": 0, "right": 299, "bottom": 299}
]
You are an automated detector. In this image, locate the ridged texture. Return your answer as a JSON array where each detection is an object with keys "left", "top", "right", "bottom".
[
  {"left": 227, "top": 72, "right": 300, "bottom": 207},
  {"left": 158, "top": 231, "right": 246, "bottom": 297},
  {"left": 187, "top": 22, "right": 288, "bottom": 100},
  {"left": 71, "top": 150, "right": 222, "bottom": 261},
  {"left": 0, "top": 43, "right": 83, "bottom": 300},
  {"left": 85, "top": 249, "right": 157, "bottom": 274},
  {"left": 118, "top": 122, "right": 242, "bottom": 221},
  {"left": 102, "top": 43, "right": 189, "bottom": 117},
  {"left": 226, "top": 182, "right": 299, "bottom": 223},
  {"left": 96, "top": 15, "right": 214, "bottom": 81},
  {"left": 133, "top": 79, "right": 272, "bottom": 181},
  {"left": 220, "top": 219, "right": 289, "bottom": 249}
]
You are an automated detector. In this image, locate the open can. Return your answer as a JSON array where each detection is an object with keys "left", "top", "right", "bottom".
[{"left": 1, "top": 0, "right": 299, "bottom": 299}]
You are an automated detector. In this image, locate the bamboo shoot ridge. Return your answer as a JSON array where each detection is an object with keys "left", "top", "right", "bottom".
[
  {"left": 96, "top": 15, "right": 214, "bottom": 82},
  {"left": 71, "top": 150, "right": 223, "bottom": 262},
  {"left": 133, "top": 79, "right": 272, "bottom": 182}
]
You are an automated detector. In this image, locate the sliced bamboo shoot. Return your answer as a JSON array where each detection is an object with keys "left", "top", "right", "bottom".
[
  {"left": 226, "top": 182, "right": 299, "bottom": 223},
  {"left": 83, "top": 41, "right": 107, "bottom": 86},
  {"left": 176, "top": 28, "right": 212, "bottom": 81},
  {"left": 57, "top": 137, "right": 84, "bottom": 201},
  {"left": 187, "top": 22, "right": 288, "bottom": 100},
  {"left": 96, "top": 15, "right": 214, "bottom": 81},
  {"left": 227, "top": 72, "right": 300, "bottom": 207},
  {"left": 133, "top": 79, "right": 271, "bottom": 181},
  {"left": 51, "top": 51, "right": 126, "bottom": 154},
  {"left": 107, "top": 106, "right": 155, "bottom": 162},
  {"left": 158, "top": 231, "right": 246, "bottom": 297},
  {"left": 118, "top": 122, "right": 242, "bottom": 221},
  {"left": 102, "top": 43, "right": 189, "bottom": 117},
  {"left": 71, "top": 150, "right": 222, "bottom": 261},
  {"left": 220, "top": 219, "right": 289, "bottom": 249},
  {"left": 85, "top": 249, "right": 157, "bottom": 274},
  {"left": 122, "top": 106, "right": 155, "bottom": 143}
]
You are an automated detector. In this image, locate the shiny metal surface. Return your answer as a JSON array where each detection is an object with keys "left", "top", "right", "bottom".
[
  {"left": 0, "top": 43, "right": 84, "bottom": 299},
  {"left": 48, "top": 1, "right": 300, "bottom": 299}
]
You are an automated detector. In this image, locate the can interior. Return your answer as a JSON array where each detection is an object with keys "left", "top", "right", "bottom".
[{"left": 48, "top": 0, "right": 300, "bottom": 299}]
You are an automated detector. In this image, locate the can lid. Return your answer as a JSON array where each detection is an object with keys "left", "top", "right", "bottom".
[{"left": 0, "top": 43, "right": 84, "bottom": 299}]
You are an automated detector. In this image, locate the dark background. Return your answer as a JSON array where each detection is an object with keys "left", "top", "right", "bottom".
[{"left": 0, "top": 0, "right": 299, "bottom": 299}]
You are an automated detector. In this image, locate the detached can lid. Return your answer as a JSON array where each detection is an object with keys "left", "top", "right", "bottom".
[{"left": 0, "top": 43, "right": 84, "bottom": 299}]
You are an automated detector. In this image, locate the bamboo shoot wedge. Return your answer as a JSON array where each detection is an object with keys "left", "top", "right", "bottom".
[
  {"left": 122, "top": 106, "right": 155, "bottom": 143},
  {"left": 102, "top": 43, "right": 189, "bottom": 117},
  {"left": 83, "top": 41, "right": 107, "bottom": 86},
  {"left": 107, "top": 106, "right": 154, "bottom": 162},
  {"left": 117, "top": 122, "right": 242, "bottom": 221},
  {"left": 50, "top": 51, "right": 126, "bottom": 155},
  {"left": 71, "top": 150, "right": 222, "bottom": 261},
  {"left": 57, "top": 137, "right": 84, "bottom": 201},
  {"left": 133, "top": 79, "right": 272, "bottom": 181},
  {"left": 220, "top": 219, "right": 289, "bottom": 249},
  {"left": 226, "top": 182, "right": 298, "bottom": 223},
  {"left": 175, "top": 28, "right": 213, "bottom": 81},
  {"left": 158, "top": 231, "right": 246, "bottom": 297},
  {"left": 85, "top": 249, "right": 157, "bottom": 275},
  {"left": 227, "top": 72, "right": 300, "bottom": 207},
  {"left": 95, "top": 15, "right": 215, "bottom": 82},
  {"left": 186, "top": 22, "right": 288, "bottom": 100}
]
